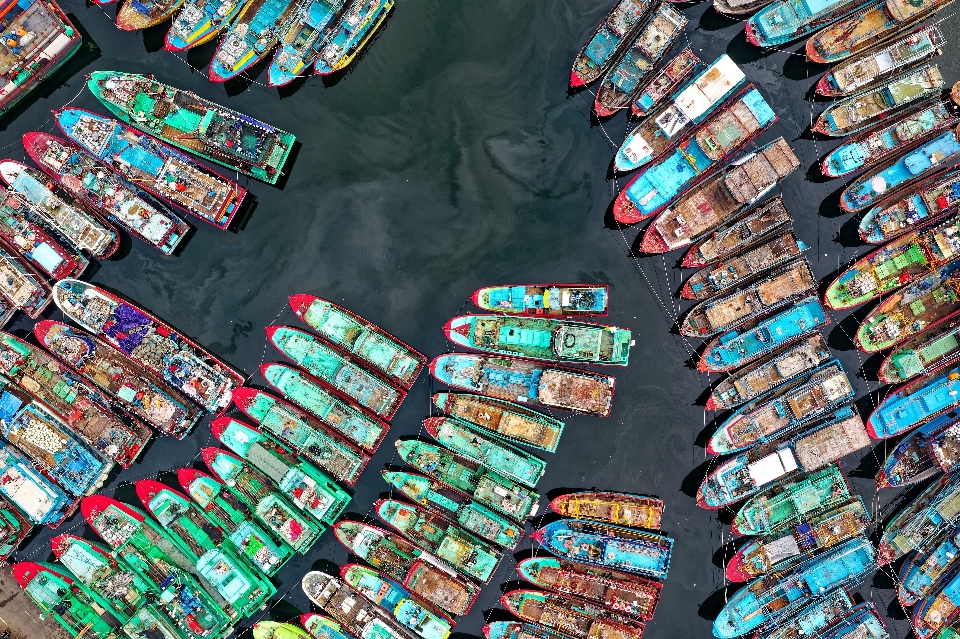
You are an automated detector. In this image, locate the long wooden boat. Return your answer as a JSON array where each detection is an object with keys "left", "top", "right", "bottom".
[
  {"left": 0, "top": 184, "right": 88, "bottom": 280},
  {"left": 630, "top": 48, "right": 701, "bottom": 118},
  {"left": 501, "top": 590, "right": 645, "bottom": 639},
  {"left": 569, "top": 0, "right": 654, "bottom": 88},
  {"left": 0, "top": 440, "right": 75, "bottom": 526},
  {"left": 877, "top": 473, "right": 960, "bottom": 565},
  {"left": 472, "top": 283, "right": 609, "bottom": 315},
  {"left": 340, "top": 564, "right": 453, "bottom": 639},
  {"left": 550, "top": 491, "right": 662, "bottom": 529},
  {"left": 0, "top": 241, "right": 51, "bottom": 318},
  {"left": 859, "top": 166, "right": 960, "bottom": 244},
  {"left": 432, "top": 392, "right": 563, "bottom": 452},
  {"left": 681, "top": 196, "right": 792, "bottom": 268},
  {"left": 899, "top": 522, "right": 960, "bottom": 606},
  {"left": 876, "top": 413, "right": 948, "bottom": 487},
  {"left": 116, "top": 0, "right": 184, "bottom": 30},
  {"left": 532, "top": 518, "right": 673, "bottom": 578},
  {"left": 879, "top": 311, "right": 960, "bottom": 383},
  {"left": 301, "top": 571, "right": 412, "bottom": 639}
]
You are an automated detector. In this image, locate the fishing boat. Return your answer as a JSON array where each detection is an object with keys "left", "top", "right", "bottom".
[
  {"left": 261, "top": 362, "right": 388, "bottom": 452},
  {"left": 432, "top": 392, "right": 563, "bottom": 453},
  {"left": 706, "top": 334, "right": 831, "bottom": 410},
  {"left": 877, "top": 473, "right": 960, "bottom": 564},
  {"left": 813, "top": 65, "right": 944, "bottom": 137},
  {"left": 515, "top": 556, "right": 662, "bottom": 621},
  {"left": 859, "top": 167, "right": 960, "bottom": 244},
  {"left": 914, "top": 566, "right": 960, "bottom": 638},
  {"left": 614, "top": 55, "right": 746, "bottom": 173},
  {"left": 867, "top": 361, "right": 960, "bottom": 439},
  {"left": 166, "top": 0, "right": 252, "bottom": 50},
  {"left": 531, "top": 518, "right": 673, "bottom": 578},
  {"left": 614, "top": 88, "right": 778, "bottom": 224},
  {"left": 444, "top": 314, "right": 633, "bottom": 365},
  {"left": 927, "top": 416, "right": 960, "bottom": 473},
  {"left": 51, "top": 279, "right": 244, "bottom": 413},
  {"left": 819, "top": 605, "right": 888, "bottom": 639},
  {"left": 268, "top": 325, "right": 405, "bottom": 418},
  {"left": 876, "top": 413, "right": 950, "bottom": 487},
  {"left": 630, "top": 48, "right": 701, "bottom": 118},
  {"left": 0, "top": 440, "right": 75, "bottom": 525},
  {"left": 745, "top": 0, "right": 878, "bottom": 48},
  {"left": 857, "top": 260, "right": 960, "bottom": 352},
  {"left": 301, "top": 571, "right": 413, "bottom": 639},
  {"left": 760, "top": 591, "right": 858, "bottom": 639},
  {"left": 594, "top": 5, "right": 687, "bottom": 118},
  {"left": 501, "top": 590, "right": 645, "bottom": 639},
  {"left": 333, "top": 520, "right": 481, "bottom": 616},
  {"left": 714, "top": 0, "right": 776, "bottom": 17},
  {"left": 569, "top": 0, "right": 653, "bottom": 87},
  {"left": 55, "top": 108, "right": 247, "bottom": 229},
  {"left": 201, "top": 447, "right": 322, "bottom": 551},
  {"left": 267, "top": 0, "right": 344, "bottom": 86},
  {"left": 484, "top": 622, "right": 570, "bottom": 639},
  {"left": 290, "top": 293, "right": 426, "bottom": 388},
  {"left": 210, "top": 415, "right": 352, "bottom": 524},
  {"left": 0, "top": 242, "right": 51, "bottom": 318},
  {"left": 232, "top": 386, "right": 369, "bottom": 485},
  {"left": 713, "top": 538, "right": 876, "bottom": 639},
  {"left": 0, "top": 495, "right": 29, "bottom": 558},
  {"left": 681, "top": 259, "right": 815, "bottom": 338},
  {"left": 879, "top": 312, "right": 960, "bottom": 383},
  {"left": 0, "top": 185, "right": 88, "bottom": 280},
  {"left": 375, "top": 498, "right": 501, "bottom": 583},
  {"left": 817, "top": 26, "right": 944, "bottom": 97},
  {"left": 0, "top": 330, "right": 151, "bottom": 468},
  {"left": 682, "top": 197, "right": 793, "bottom": 268},
  {"left": 89, "top": 71, "right": 297, "bottom": 185},
  {"left": 698, "top": 409, "right": 869, "bottom": 509},
  {"left": 116, "top": 0, "right": 184, "bottom": 29},
  {"left": 699, "top": 297, "right": 830, "bottom": 373},
  {"left": 0, "top": 160, "right": 118, "bottom": 258},
  {"left": 725, "top": 498, "right": 870, "bottom": 581},
  {"left": 473, "top": 283, "right": 608, "bottom": 315},
  {"left": 313, "top": 0, "right": 393, "bottom": 75},
  {"left": 899, "top": 522, "right": 960, "bottom": 606},
  {"left": 730, "top": 464, "right": 851, "bottom": 536},
  {"left": 209, "top": 0, "right": 303, "bottom": 82},
  {"left": 430, "top": 353, "right": 615, "bottom": 417},
  {"left": 550, "top": 491, "right": 662, "bottom": 529},
  {"left": 302, "top": 614, "right": 361, "bottom": 639},
  {"left": 256, "top": 622, "right": 313, "bottom": 639},
  {"left": 34, "top": 320, "right": 201, "bottom": 438},
  {"left": 423, "top": 416, "right": 545, "bottom": 487},
  {"left": 341, "top": 564, "right": 453, "bottom": 639},
  {"left": 396, "top": 439, "right": 540, "bottom": 521}
]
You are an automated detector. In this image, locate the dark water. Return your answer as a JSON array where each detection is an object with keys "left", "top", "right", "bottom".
[{"left": 5, "top": 0, "right": 960, "bottom": 637}]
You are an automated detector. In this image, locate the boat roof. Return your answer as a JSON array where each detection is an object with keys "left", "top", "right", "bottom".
[{"left": 675, "top": 55, "right": 745, "bottom": 121}]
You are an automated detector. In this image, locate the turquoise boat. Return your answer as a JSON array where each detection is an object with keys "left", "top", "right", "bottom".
[
  {"left": 860, "top": 167, "right": 960, "bottom": 245},
  {"left": 472, "top": 283, "right": 608, "bottom": 315},
  {"left": 746, "top": 0, "right": 877, "bottom": 47},
  {"left": 314, "top": 0, "right": 394, "bottom": 76},
  {"left": 899, "top": 522, "right": 960, "bottom": 606},
  {"left": 484, "top": 622, "right": 569, "bottom": 639},
  {"left": 866, "top": 361, "right": 960, "bottom": 439},
  {"left": 762, "top": 591, "right": 857, "bottom": 639},
  {"left": 877, "top": 473, "right": 960, "bottom": 565},
  {"left": 267, "top": 0, "right": 344, "bottom": 86},
  {"left": 432, "top": 391, "right": 564, "bottom": 452},
  {"left": 209, "top": 0, "right": 302, "bottom": 81},
  {"left": 0, "top": 440, "right": 74, "bottom": 526},
  {"left": 341, "top": 564, "right": 453, "bottom": 639},
  {"left": 165, "top": 0, "right": 254, "bottom": 50},
  {"left": 301, "top": 571, "right": 412, "bottom": 639}
]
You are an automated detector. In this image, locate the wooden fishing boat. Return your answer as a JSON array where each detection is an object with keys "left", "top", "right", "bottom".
[
  {"left": 630, "top": 48, "right": 701, "bottom": 118},
  {"left": 472, "top": 283, "right": 608, "bottom": 315},
  {"left": 208, "top": 0, "right": 303, "bottom": 82},
  {"left": 878, "top": 473, "right": 960, "bottom": 565},
  {"left": 928, "top": 414, "right": 960, "bottom": 473},
  {"left": 569, "top": 0, "right": 654, "bottom": 87},
  {"left": 301, "top": 571, "right": 412, "bottom": 639},
  {"left": 0, "top": 184, "right": 88, "bottom": 280},
  {"left": 879, "top": 310, "right": 960, "bottom": 383},
  {"left": 267, "top": 0, "right": 344, "bottom": 86},
  {"left": 340, "top": 564, "right": 453, "bottom": 639},
  {"left": 116, "top": 0, "right": 185, "bottom": 30},
  {"left": 681, "top": 196, "right": 793, "bottom": 268},
  {"left": 899, "top": 522, "right": 960, "bottom": 606},
  {"left": 0, "top": 242, "right": 52, "bottom": 318},
  {"left": 876, "top": 415, "right": 946, "bottom": 487},
  {"left": 432, "top": 392, "right": 563, "bottom": 452},
  {"left": 550, "top": 491, "right": 663, "bottom": 529},
  {"left": 501, "top": 590, "right": 645, "bottom": 639},
  {"left": 746, "top": 0, "right": 878, "bottom": 47},
  {"left": 859, "top": 166, "right": 960, "bottom": 244}
]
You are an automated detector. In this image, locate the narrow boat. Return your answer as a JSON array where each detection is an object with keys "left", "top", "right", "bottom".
[
  {"left": 531, "top": 518, "right": 674, "bottom": 578},
  {"left": 859, "top": 166, "right": 960, "bottom": 244},
  {"left": 681, "top": 258, "right": 815, "bottom": 338},
  {"left": 201, "top": 447, "right": 323, "bottom": 551},
  {"left": 341, "top": 564, "right": 453, "bottom": 639},
  {"left": 928, "top": 417, "right": 960, "bottom": 473},
  {"left": 209, "top": 0, "right": 303, "bottom": 82},
  {"left": 817, "top": 26, "right": 944, "bottom": 97},
  {"left": 430, "top": 353, "right": 615, "bottom": 417},
  {"left": 613, "top": 88, "right": 778, "bottom": 224},
  {"left": 34, "top": 320, "right": 202, "bottom": 438},
  {"left": 614, "top": 55, "right": 746, "bottom": 173},
  {"left": 515, "top": 556, "right": 662, "bottom": 621},
  {"left": 706, "top": 333, "right": 831, "bottom": 410},
  {"left": 0, "top": 440, "right": 75, "bottom": 526},
  {"left": 501, "top": 590, "right": 645, "bottom": 639},
  {"left": 165, "top": 0, "right": 253, "bottom": 49},
  {"left": 261, "top": 362, "right": 388, "bottom": 452},
  {"left": 0, "top": 160, "right": 118, "bottom": 258},
  {"left": 877, "top": 473, "right": 960, "bottom": 564},
  {"left": 879, "top": 311, "right": 960, "bottom": 383},
  {"left": 0, "top": 185, "right": 88, "bottom": 280},
  {"left": 550, "top": 491, "right": 662, "bottom": 529},
  {"left": 432, "top": 392, "right": 563, "bottom": 453},
  {"left": 396, "top": 439, "right": 540, "bottom": 521},
  {"left": 698, "top": 297, "right": 830, "bottom": 373},
  {"left": 730, "top": 464, "right": 851, "bottom": 536},
  {"left": 819, "top": 605, "right": 888, "bottom": 639},
  {"left": 24, "top": 131, "right": 189, "bottom": 255},
  {"left": 814, "top": 65, "right": 944, "bottom": 137},
  {"left": 876, "top": 413, "right": 949, "bottom": 487},
  {"left": 713, "top": 538, "right": 876, "bottom": 639},
  {"left": 268, "top": 325, "right": 405, "bottom": 418},
  {"left": 302, "top": 613, "right": 361, "bottom": 639},
  {"left": 899, "top": 522, "right": 960, "bottom": 606},
  {"left": 232, "top": 386, "right": 369, "bottom": 485},
  {"left": 333, "top": 520, "right": 481, "bottom": 616},
  {"left": 313, "top": 0, "right": 394, "bottom": 76},
  {"left": 682, "top": 196, "right": 793, "bottom": 268},
  {"left": 857, "top": 260, "right": 960, "bottom": 352},
  {"left": 867, "top": 362, "right": 960, "bottom": 438},
  {"left": 290, "top": 293, "right": 426, "bottom": 388},
  {"left": 51, "top": 279, "right": 245, "bottom": 413},
  {"left": 725, "top": 498, "right": 870, "bottom": 581},
  {"left": 375, "top": 498, "right": 502, "bottom": 583},
  {"left": 594, "top": 5, "right": 687, "bottom": 118},
  {"left": 472, "top": 283, "right": 609, "bottom": 315},
  {"left": 0, "top": 495, "right": 30, "bottom": 559},
  {"left": 484, "top": 622, "right": 569, "bottom": 639},
  {"left": 267, "top": 0, "right": 344, "bottom": 87},
  {"left": 698, "top": 409, "right": 869, "bottom": 509},
  {"left": 210, "top": 415, "right": 352, "bottom": 525},
  {"left": 444, "top": 314, "right": 632, "bottom": 365},
  {"left": 89, "top": 71, "right": 297, "bottom": 185},
  {"left": 423, "top": 416, "right": 546, "bottom": 487},
  {"left": 761, "top": 591, "right": 857, "bottom": 639},
  {"left": 914, "top": 565, "right": 960, "bottom": 638},
  {"left": 256, "top": 622, "right": 313, "bottom": 639},
  {"left": 0, "top": 330, "right": 151, "bottom": 468},
  {"left": 55, "top": 108, "right": 247, "bottom": 229},
  {"left": 0, "top": 242, "right": 51, "bottom": 318},
  {"left": 301, "top": 571, "right": 412, "bottom": 639},
  {"left": 630, "top": 48, "right": 702, "bottom": 118},
  {"left": 569, "top": 0, "right": 653, "bottom": 88},
  {"left": 745, "top": 0, "right": 878, "bottom": 47},
  {"left": 116, "top": 0, "right": 185, "bottom": 30}
]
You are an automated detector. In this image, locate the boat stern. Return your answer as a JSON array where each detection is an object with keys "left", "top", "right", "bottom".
[
  {"left": 0, "top": 159, "right": 26, "bottom": 186},
  {"left": 12, "top": 561, "right": 42, "bottom": 589}
]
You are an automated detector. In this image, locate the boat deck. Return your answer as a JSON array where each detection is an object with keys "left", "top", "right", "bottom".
[
  {"left": 725, "top": 139, "right": 800, "bottom": 203},
  {"left": 689, "top": 197, "right": 792, "bottom": 265},
  {"left": 0, "top": 0, "right": 65, "bottom": 77},
  {"left": 795, "top": 414, "right": 869, "bottom": 469}
]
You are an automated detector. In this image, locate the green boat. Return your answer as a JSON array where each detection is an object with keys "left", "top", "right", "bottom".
[
  {"left": 255, "top": 621, "right": 312, "bottom": 639},
  {"left": 444, "top": 315, "right": 632, "bottom": 365},
  {"left": 233, "top": 386, "right": 370, "bottom": 485},
  {"left": 211, "top": 416, "right": 351, "bottom": 525},
  {"left": 267, "top": 325, "right": 405, "bottom": 418},
  {"left": 424, "top": 416, "right": 546, "bottom": 488},
  {"left": 396, "top": 439, "right": 540, "bottom": 521},
  {"left": 261, "top": 362, "right": 389, "bottom": 452},
  {"left": 301, "top": 614, "right": 359, "bottom": 639},
  {"left": 382, "top": 470, "right": 522, "bottom": 549},
  {"left": 301, "top": 572, "right": 413, "bottom": 639},
  {"left": 432, "top": 392, "right": 563, "bottom": 452},
  {"left": 341, "top": 564, "right": 453, "bottom": 639},
  {"left": 376, "top": 498, "right": 502, "bottom": 583}
]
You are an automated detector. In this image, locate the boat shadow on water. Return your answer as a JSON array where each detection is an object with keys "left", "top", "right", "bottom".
[
  {"left": 847, "top": 437, "right": 896, "bottom": 479},
  {"left": 725, "top": 31, "right": 775, "bottom": 65},
  {"left": 818, "top": 185, "right": 848, "bottom": 218},
  {"left": 825, "top": 301, "right": 872, "bottom": 352},
  {"left": 140, "top": 18, "right": 173, "bottom": 53},
  {"left": 712, "top": 536, "right": 751, "bottom": 569},
  {"left": 803, "top": 154, "right": 836, "bottom": 185},
  {"left": 186, "top": 39, "right": 219, "bottom": 73},
  {"left": 700, "top": 584, "right": 743, "bottom": 620},
  {"left": 696, "top": 6, "right": 741, "bottom": 32}
]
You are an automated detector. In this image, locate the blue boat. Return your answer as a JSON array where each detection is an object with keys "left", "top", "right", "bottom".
[
  {"left": 761, "top": 590, "right": 857, "bottom": 639},
  {"left": 819, "top": 604, "right": 888, "bottom": 639},
  {"left": 746, "top": 0, "right": 876, "bottom": 47},
  {"left": 569, "top": 0, "right": 653, "bottom": 87},
  {"left": 699, "top": 297, "right": 830, "bottom": 373},
  {"left": 878, "top": 413, "right": 952, "bottom": 488},
  {"left": 313, "top": 0, "right": 393, "bottom": 76},
  {"left": 209, "top": 0, "right": 303, "bottom": 82},
  {"left": 341, "top": 564, "right": 452, "bottom": 639},
  {"left": 867, "top": 362, "right": 960, "bottom": 439},
  {"left": 267, "top": 0, "right": 343, "bottom": 86},
  {"left": 899, "top": 522, "right": 960, "bottom": 606},
  {"left": 165, "top": 0, "right": 253, "bottom": 50},
  {"left": 0, "top": 440, "right": 74, "bottom": 526},
  {"left": 877, "top": 473, "right": 960, "bottom": 566},
  {"left": 531, "top": 518, "right": 673, "bottom": 579},
  {"left": 713, "top": 538, "right": 876, "bottom": 639},
  {"left": 915, "top": 567, "right": 960, "bottom": 638}
]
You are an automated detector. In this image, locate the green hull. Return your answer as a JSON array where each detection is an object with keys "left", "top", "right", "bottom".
[
  {"left": 733, "top": 466, "right": 851, "bottom": 536},
  {"left": 16, "top": 562, "right": 126, "bottom": 639},
  {"left": 255, "top": 622, "right": 312, "bottom": 639},
  {"left": 432, "top": 392, "right": 563, "bottom": 452}
]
